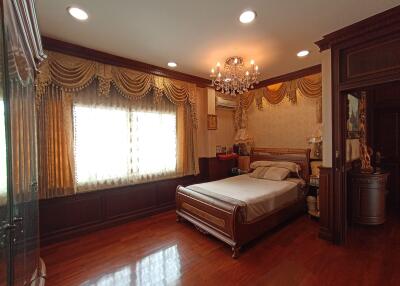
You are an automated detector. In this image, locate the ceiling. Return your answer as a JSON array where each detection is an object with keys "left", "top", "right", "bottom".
[{"left": 36, "top": 0, "right": 400, "bottom": 81}]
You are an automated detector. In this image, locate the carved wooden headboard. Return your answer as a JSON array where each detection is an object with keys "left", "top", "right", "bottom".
[{"left": 250, "top": 147, "right": 311, "bottom": 183}]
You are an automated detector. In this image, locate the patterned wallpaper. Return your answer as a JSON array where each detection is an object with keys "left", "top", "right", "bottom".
[{"left": 247, "top": 95, "right": 320, "bottom": 149}]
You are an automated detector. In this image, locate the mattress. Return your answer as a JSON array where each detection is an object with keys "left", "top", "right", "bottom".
[{"left": 186, "top": 174, "right": 304, "bottom": 223}]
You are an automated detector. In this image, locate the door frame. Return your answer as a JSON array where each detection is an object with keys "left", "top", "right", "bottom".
[
  {"left": 331, "top": 49, "right": 400, "bottom": 244},
  {"left": 316, "top": 6, "right": 400, "bottom": 244}
]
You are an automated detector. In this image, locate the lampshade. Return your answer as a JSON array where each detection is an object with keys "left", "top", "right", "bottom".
[
  {"left": 308, "top": 124, "right": 323, "bottom": 143},
  {"left": 308, "top": 136, "right": 322, "bottom": 144},
  {"left": 235, "top": 128, "right": 253, "bottom": 144}
]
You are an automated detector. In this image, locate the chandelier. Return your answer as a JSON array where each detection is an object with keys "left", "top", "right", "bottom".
[{"left": 210, "top": 56, "right": 260, "bottom": 96}]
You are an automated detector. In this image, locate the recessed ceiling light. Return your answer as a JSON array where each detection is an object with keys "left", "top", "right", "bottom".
[
  {"left": 239, "top": 10, "right": 256, "bottom": 24},
  {"left": 67, "top": 7, "right": 88, "bottom": 21},
  {"left": 297, "top": 50, "right": 310, "bottom": 57},
  {"left": 168, "top": 62, "right": 177, "bottom": 68}
]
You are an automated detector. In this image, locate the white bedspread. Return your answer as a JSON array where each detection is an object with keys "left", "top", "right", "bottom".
[{"left": 187, "top": 175, "right": 303, "bottom": 222}]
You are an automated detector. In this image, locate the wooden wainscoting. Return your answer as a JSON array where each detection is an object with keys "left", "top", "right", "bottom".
[
  {"left": 319, "top": 167, "right": 334, "bottom": 242},
  {"left": 39, "top": 175, "right": 198, "bottom": 246},
  {"left": 40, "top": 157, "right": 235, "bottom": 246}
]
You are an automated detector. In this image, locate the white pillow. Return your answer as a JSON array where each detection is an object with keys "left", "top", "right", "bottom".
[
  {"left": 249, "top": 167, "right": 268, "bottom": 178},
  {"left": 262, "top": 167, "right": 290, "bottom": 181},
  {"left": 250, "top": 160, "right": 300, "bottom": 173}
]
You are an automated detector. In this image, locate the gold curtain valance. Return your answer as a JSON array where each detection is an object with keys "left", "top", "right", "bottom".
[
  {"left": 36, "top": 51, "right": 197, "bottom": 127},
  {"left": 243, "top": 73, "right": 322, "bottom": 110},
  {"left": 233, "top": 73, "right": 322, "bottom": 129}
]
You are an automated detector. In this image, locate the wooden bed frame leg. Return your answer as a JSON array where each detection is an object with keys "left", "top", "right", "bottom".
[
  {"left": 232, "top": 246, "right": 240, "bottom": 259},
  {"left": 176, "top": 214, "right": 182, "bottom": 223}
]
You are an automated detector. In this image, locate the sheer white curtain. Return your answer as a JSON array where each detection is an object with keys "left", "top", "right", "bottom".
[
  {"left": 133, "top": 111, "right": 176, "bottom": 178},
  {"left": 73, "top": 84, "right": 177, "bottom": 192}
]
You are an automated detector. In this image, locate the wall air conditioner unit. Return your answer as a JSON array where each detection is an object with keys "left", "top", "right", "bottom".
[{"left": 215, "top": 96, "right": 237, "bottom": 109}]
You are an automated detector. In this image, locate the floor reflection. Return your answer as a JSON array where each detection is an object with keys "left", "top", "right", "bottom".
[
  {"left": 81, "top": 245, "right": 181, "bottom": 286},
  {"left": 81, "top": 266, "right": 132, "bottom": 286}
]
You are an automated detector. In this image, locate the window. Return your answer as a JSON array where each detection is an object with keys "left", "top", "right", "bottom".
[{"left": 73, "top": 103, "right": 177, "bottom": 191}]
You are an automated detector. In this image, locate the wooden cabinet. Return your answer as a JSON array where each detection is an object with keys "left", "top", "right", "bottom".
[
  {"left": 349, "top": 172, "right": 389, "bottom": 225},
  {"left": 198, "top": 157, "right": 237, "bottom": 182}
]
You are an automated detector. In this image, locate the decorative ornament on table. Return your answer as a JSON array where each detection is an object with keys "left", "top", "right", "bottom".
[
  {"left": 234, "top": 128, "right": 253, "bottom": 155},
  {"left": 234, "top": 107, "right": 253, "bottom": 155},
  {"left": 308, "top": 123, "right": 323, "bottom": 159},
  {"left": 359, "top": 92, "right": 374, "bottom": 173},
  {"left": 210, "top": 56, "right": 260, "bottom": 96}
]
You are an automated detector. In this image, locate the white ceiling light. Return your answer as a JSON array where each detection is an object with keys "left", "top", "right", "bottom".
[
  {"left": 297, "top": 50, "right": 310, "bottom": 57},
  {"left": 67, "top": 7, "right": 88, "bottom": 21},
  {"left": 239, "top": 10, "right": 256, "bottom": 24},
  {"left": 167, "top": 62, "right": 177, "bottom": 68}
]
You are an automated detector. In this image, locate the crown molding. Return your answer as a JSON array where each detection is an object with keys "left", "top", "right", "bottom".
[
  {"left": 41, "top": 36, "right": 211, "bottom": 87},
  {"left": 315, "top": 5, "right": 400, "bottom": 51},
  {"left": 255, "top": 64, "right": 321, "bottom": 88},
  {"left": 41, "top": 37, "right": 322, "bottom": 90}
]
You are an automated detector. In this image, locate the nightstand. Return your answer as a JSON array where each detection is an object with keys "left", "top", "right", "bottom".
[
  {"left": 307, "top": 175, "right": 320, "bottom": 218},
  {"left": 231, "top": 168, "right": 248, "bottom": 176}
]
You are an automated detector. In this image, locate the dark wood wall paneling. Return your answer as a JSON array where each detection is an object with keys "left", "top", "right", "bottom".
[
  {"left": 40, "top": 157, "right": 238, "bottom": 246},
  {"left": 315, "top": 5, "right": 400, "bottom": 244},
  {"left": 318, "top": 167, "right": 334, "bottom": 242},
  {"left": 40, "top": 175, "right": 196, "bottom": 246}
]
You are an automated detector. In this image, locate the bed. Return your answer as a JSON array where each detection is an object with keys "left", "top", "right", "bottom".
[{"left": 175, "top": 148, "right": 311, "bottom": 258}]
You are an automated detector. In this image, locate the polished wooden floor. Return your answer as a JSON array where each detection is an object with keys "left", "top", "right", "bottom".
[{"left": 41, "top": 210, "right": 400, "bottom": 286}]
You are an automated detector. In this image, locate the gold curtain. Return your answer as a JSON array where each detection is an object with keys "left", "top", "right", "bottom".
[
  {"left": 234, "top": 73, "right": 322, "bottom": 129},
  {"left": 36, "top": 51, "right": 197, "bottom": 125},
  {"left": 48, "top": 52, "right": 97, "bottom": 90},
  {"left": 9, "top": 80, "right": 37, "bottom": 203},
  {"left": 177, "top": 104, "right": 199, "bottom": 176},
  {"left": 240, "top": 73, "right": 322, "bottom": 110},
  {"left": 36, "top": 51, "right": 199, "bottom": 198},
  {"left": 37, "top": 85, "right": 75, "bottom": 199},
  {"left": 260, "top": 75, "right": 320, "bottom": 105},
  {"left": 296, "top": 74, "right": 322, "bottom": 99},
  {"left": 111, "top": 67, "right": 154, "bottom": 99}
]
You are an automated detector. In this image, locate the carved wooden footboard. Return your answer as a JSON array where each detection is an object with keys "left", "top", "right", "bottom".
[
  {"left": 176, "top": 185, "right": 244, "bottom": 257},
  {"left": 176, "top": 185, "right": 305, "bottom": 258}
]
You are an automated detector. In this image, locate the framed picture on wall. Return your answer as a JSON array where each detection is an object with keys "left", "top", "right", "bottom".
[
  {"left": 347, "top": 93, "right": 360, "bottom": 139},
  {"left": 207, "top": 114, "right": 217, "bottom": 130}
]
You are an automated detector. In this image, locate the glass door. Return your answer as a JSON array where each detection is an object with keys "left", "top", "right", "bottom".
[
  {"left": 0, "top": 3, "right": 10, "bottom": 284},
  {"left": 3, "top": 0, "right": 40, "bottom": 285}
]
